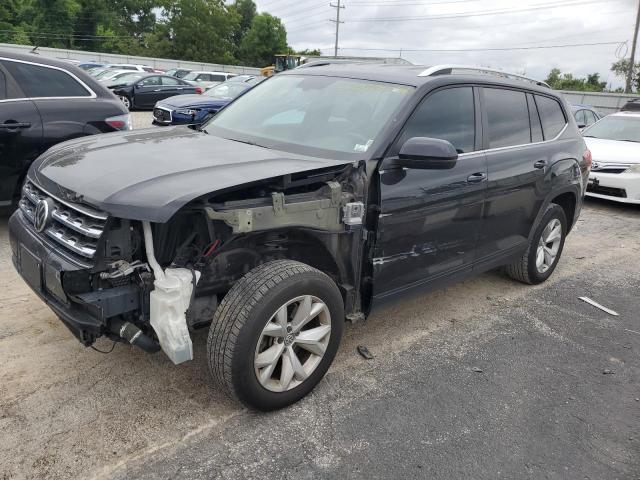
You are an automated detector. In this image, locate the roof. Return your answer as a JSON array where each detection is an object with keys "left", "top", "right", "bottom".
[
  {"left": 281, "top": 62, "right": 554, "bottom": 94},
  {"left": 611, "top": 110, "right": 640, "bottom": 118}
]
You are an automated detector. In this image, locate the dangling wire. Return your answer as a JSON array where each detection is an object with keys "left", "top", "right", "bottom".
[{"left": 90, "top": 341, "right": 117, "bottom": 354}]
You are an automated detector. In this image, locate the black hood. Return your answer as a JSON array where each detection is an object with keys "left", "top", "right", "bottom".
[{"left": 30, "top": 127, "right": 353, "bottom": 223}]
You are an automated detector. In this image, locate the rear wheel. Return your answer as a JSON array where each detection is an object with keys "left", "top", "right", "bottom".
[
  {"left": 506, "top": 203, "right": 567, "bottom": 284},
  {"left": 207, "top": 260, "right": 344, "bottom": 410}
]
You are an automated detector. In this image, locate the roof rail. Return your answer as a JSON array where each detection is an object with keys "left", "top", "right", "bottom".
[{"left": 418, "top": 64, "right": 550, "bottom": 88}]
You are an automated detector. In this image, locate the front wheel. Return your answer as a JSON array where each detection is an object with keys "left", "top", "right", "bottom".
[
  {"left": 207, "top": 260, "right": 344, "bottom": 410},
  {"left": 506, "top": 203, "right": 567, "bottom": 284}
]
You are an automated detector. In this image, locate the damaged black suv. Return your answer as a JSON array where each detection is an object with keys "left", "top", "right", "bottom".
[{"left": 9, "top": 64, "right": 590, "bottom": 410}]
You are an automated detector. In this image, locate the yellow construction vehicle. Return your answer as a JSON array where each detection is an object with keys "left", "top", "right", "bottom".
[{"left": 260, "top": 54, "right": 303, "bottom": 77}]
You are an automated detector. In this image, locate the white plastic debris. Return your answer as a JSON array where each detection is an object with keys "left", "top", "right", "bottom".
[{"left": 578, "top": 297, "right": 619, "bottom": 316}]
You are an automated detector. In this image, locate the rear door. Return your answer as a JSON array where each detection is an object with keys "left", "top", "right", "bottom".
[
  {"left": 373, "top": 86, "right": 487, "bottom": 300},
  {"left": 477, "top": 87, "right": 566, "bottom": 263},
  {"left": 0, "top": 62, "right": 44, "bottom": 206},
  {"left": 160, "top": 75, "right": 187, "bottom": 98}
]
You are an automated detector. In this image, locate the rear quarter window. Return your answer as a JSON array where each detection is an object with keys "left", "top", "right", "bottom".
[
  {"left": 0, "top": 70, "right": 6, "bottom": 100},
  {"left": 535, "top": 95, "right": 567, "bottom": 139},
  {"left": 3, "top": 60, "right": 91, "bottom": 98}
]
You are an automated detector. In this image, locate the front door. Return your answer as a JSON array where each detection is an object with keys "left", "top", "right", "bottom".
[
  {"left": 373, "top": 86, "right": 487, "bottom": 301},
  {"left": 135, "top": 76, "right": 164, "bottom": 108}
]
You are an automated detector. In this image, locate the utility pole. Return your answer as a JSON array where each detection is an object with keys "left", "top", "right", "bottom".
[
  {"left": 329, "top": 0, "right": 345, "bottom": 58},
  {"left": 626, "top": 0, "right": 640, "bottom": 93}
]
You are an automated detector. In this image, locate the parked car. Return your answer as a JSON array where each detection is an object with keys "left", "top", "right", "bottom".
[
  {"left": 0, "top": 51, "right": 130, "bottom": 213},
  {"left": 96, "top": 69, "right": 136, "bottom": 83},
  {"left": 8, "top": 64, "right": 589, "bottom": 411},
  {"left": 100, "top": 71, "right": 146, "bottom": 85},
  {"left": 582, "top": 111, "right": 640, "bottom": 204},
  {"left": 621, "top": 98, "right": 640, "bottom": 112},
  {"left": 571, "top": 104, "right": 600, "bottom": 129},
  {"left": 165, "top": 68, "right": 193, "bottom": 79},
  {"left": 153, "top": 76, "right": 263, "bottom": 126},
  {"left": 182, "top": 70, "right": 236, "bottom": 90},
  {"left": 77, "top": 62, "right": 107, "bottom": 71},
  {"left": 106, "top": 63, "right": 155, "bottom": 73},
  {"left": 108, "top": 74, "right": 202, "bottom": 110}
]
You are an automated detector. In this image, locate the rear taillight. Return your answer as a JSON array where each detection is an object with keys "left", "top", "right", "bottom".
[
  {"left": 195, "top": 87, "right": 203, "bottom": 94},
  {"left": 106, "top": 113, "right": 132, "bottom": 131},
  {"left": 583, "top": 148, "right": 592, "bottom": 169}
]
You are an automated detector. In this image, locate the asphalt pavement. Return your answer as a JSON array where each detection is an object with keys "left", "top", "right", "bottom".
[{"left": 1, "top": 170, "right": 639, "bottom": 479}]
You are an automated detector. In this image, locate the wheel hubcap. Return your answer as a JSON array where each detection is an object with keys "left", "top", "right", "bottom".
[
  {"left": 254, "top": 295, "right": 331, "bottom": 392},
  {"left": 536, "top": 218, "right": 562, "bottom": 273}
]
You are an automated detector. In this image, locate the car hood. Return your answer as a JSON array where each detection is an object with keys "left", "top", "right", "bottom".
[
  {"left": 159, "top": 95, "right": 228, "bottom": 109},
  {"left": 584, "top": 137, "right": 640, "bottom": 164},
  {"left": 29, "top": 127, "right": 353, "bottom": 223}
]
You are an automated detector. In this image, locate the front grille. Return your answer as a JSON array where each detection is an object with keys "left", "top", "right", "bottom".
[
  {"left": 153, "top": 107, "right": 172, "bottom": 123},
  {"left": 587, "top": 183, "right": 627, "bottom": 198},
  {"left": 19, "top": 181, "right": 108, "bottom": 259}
]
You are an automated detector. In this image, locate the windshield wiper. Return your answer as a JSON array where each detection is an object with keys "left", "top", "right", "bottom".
[{"left": 225, "top": 137, "right": 264, "bottom": 148}]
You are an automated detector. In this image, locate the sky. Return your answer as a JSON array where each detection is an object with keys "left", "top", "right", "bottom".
[{"left": 254, "top": 0, "right": 635, "bottom": 89}]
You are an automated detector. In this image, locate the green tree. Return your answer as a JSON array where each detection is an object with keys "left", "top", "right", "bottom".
[
  {"left": 238, "top": 13, "right": 287, "bottom": 67},
  {"left": 162, "top": 0, "right": 240, "bottom": 64},
  {"left": 611, "top": 59, "right": 640, "bottom": 92},
  {"left": 544, "top": 68, "right": 606, "bottom": 92}
]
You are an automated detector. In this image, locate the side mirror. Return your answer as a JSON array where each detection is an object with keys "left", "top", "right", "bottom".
[
  {"left": 135, "top": 83, "right": 143, "bottom": 89},
  {"left": 398, "top": 137, "right": 458, "bottom": 169},
  {"left": 577, "top": 122, "right": 586, "bottom": 129}
]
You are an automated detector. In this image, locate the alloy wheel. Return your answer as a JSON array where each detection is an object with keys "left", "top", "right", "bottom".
[
  {"left": 254, "top": 295, "right": 331, "bottom": 392},
  {"left": 536, "top": 218, "right": 562, "bottom": 273},
  {"left": 119, "top": 96, "right": 131, "bottom": 110}
]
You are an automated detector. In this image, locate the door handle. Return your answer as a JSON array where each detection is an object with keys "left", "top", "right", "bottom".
[
  {"left": 534, "top": 159, "right": 548, "bottom": 169},
  {"left": 153, "top": 89, "right": 162, "bottom": 92},
  {"left": 0, "top": 122, "right": 31, "bottom": 129},
  {"left": 467, "top": 172, "right": 487, "bottom": 183}
]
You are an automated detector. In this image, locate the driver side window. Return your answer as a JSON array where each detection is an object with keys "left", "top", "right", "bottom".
[{"left": 398, "top": 87, "right": 476, "bottom": 154}]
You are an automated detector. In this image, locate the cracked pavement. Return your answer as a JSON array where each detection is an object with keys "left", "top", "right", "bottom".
[{"left": 1, "top": 197, "right": 639, "bottom": 480}]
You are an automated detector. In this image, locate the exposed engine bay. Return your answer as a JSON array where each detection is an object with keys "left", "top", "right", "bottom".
[{"left": 60, "top": 163, "right": 368, "bottom": 363}]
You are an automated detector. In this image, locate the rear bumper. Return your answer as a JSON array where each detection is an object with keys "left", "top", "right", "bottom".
[
  {"left": 586, "top": 171, "right": 640, "bottom": 204},
  {"left": 10, "top": 211, "right": 104, "bottom": 345}
]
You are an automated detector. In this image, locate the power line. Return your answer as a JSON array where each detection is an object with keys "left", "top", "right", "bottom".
[
  {"left": 346, "top": 0, "right": 620, "bottom": 22},
  {"left": 336, "top": 40, "right": 626, "bottom": 53}
]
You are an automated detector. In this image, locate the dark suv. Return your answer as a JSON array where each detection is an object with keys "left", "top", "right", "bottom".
[
  {"left": 9, "top": 64, "right": 590, "bottom": 410},
  {"left": 0, "top": 51, "right": 130, "bottom": 213}
]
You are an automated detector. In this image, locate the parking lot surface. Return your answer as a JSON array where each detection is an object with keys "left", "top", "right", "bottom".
[{"left": 1, "top": 190, "right": 639, "bottom": 477}]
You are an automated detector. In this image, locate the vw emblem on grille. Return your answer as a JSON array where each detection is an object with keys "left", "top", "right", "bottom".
[{"left": 34, "top": 198, "right": 52, "bottom": 232}]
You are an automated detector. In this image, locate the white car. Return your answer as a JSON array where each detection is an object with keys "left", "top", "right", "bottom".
[
  {"left": 182, "top": 71, "right": 236, "bottom": 90},
  {"left": 583, "top": 111, "right": 640, "bottom": 204},
  {"left": 106, "top": 64, "right": 156, "bottom": 72}
]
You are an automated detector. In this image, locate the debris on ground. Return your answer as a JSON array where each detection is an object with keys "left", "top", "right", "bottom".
[
  {"left": 578, "top": 297, "right": 619, "bottom": 316},
  {"left": 602, "top": 369, "right": 615, "bottom": 375},
  {"left": 471, "top": 367, "right": 483, "bottom": 373},
  {"left": 357, "top": 345, "right": 374, "bottom": 360}
]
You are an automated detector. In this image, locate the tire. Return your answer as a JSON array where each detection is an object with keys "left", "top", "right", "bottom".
[
  {"left": 207, "top": 260, "right": 344, "bottom": 411},
  {"left": 119, "top": 95, "right": 131, "bottom": 110},
  {"left": 506, "top": 203, "right": 567, "bottom": 285}
]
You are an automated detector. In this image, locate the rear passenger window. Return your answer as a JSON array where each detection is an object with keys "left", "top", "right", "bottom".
[
  {"left": 399, "top": 87, "right": 475, "bottom": 154},
  {"left": 3, "top": 60, "right": 91, "bottom": 98},
  {"left": 484, "top": 88, "right": 530, "bottom": 148},
  {"left": 535, "top": 95, "right": 566, "bottom": 139},
  {"left": 161, "top": 76, "right": 180, "bottom": 86},
  {"left": 575, "top": 109, "right": 587, "bottom": 126},
  {"left": 212, "top": 75, "right": 226, "bottom": 82}
]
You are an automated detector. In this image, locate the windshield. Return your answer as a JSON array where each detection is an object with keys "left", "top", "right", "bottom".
[
  {"left": 114, "top": 73, "right": 145, "bottom": 84},
  {"left": 204, "top": 75, "right": 414, "bottom": 159},
  {"left": 205, "top": 82, "right": 250, "bottom": 99},
  {"left": 583, "top": 115, "right": 640, "bottom": 142}
]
